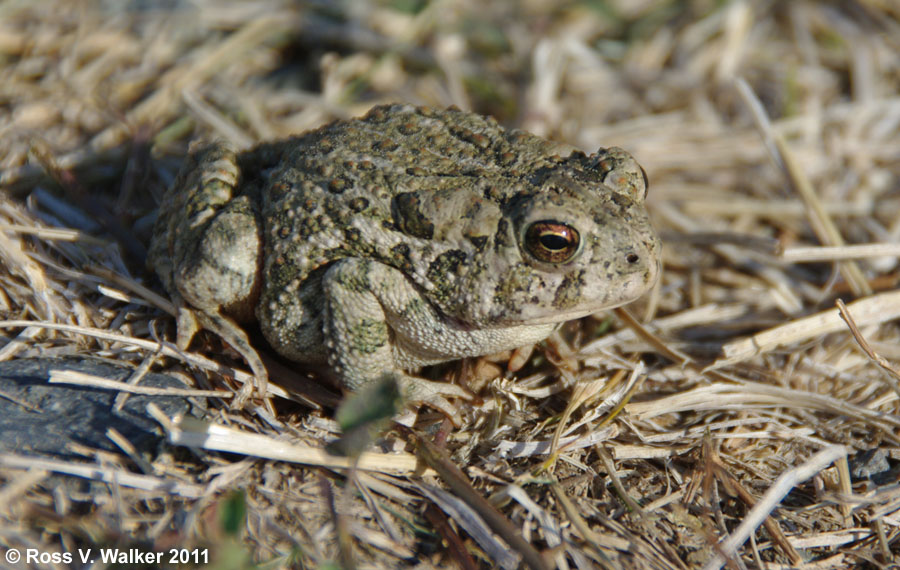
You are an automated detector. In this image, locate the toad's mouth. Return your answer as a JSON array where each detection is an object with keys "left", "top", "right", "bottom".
[
  {"left": 483, "top": 260, "right": 661, "bottom": 327},
  {"left": 496, "top": 298, "right": 638, "bottom": 327}
]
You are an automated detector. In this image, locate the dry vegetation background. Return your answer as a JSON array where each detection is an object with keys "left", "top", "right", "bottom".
[{"left": 1, "top": 0, "right": 900, "bottom": 568}]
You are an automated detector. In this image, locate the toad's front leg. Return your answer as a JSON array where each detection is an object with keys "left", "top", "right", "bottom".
[{"left": 319, "top": 258, "right": 472, "bottom": 418}]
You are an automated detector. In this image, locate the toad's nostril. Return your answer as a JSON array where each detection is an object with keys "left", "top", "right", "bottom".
[{"left": 626, "top": 253, "right": 639, "bottom": 264}]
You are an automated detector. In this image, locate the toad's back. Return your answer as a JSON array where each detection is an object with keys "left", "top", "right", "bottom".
[{"left": 247, "top": 104, "right": 561, "bottom": 289}]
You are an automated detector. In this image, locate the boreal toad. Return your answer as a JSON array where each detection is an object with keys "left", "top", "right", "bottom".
[{"left": 148, "top": 104, "right": 661, "bottom": 413}]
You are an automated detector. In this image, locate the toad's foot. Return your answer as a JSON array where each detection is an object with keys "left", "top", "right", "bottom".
[
  {"left": 176, "top": 304, "right": 271, "bottom": 408},
  {"left": 397, "top": 376, "right": 472, "bottom": 426}
]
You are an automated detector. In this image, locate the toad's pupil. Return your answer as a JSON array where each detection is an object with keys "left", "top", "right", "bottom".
[{"left": 540, "top": 233, "right": 571, "bottom": 251}]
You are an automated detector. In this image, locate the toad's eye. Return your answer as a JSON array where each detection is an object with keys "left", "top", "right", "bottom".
[
  {"left": 639, "top": 166, "right": 650, "bottom": 199},
  {"left": 524, "top": 221, "right": 581, "bottom": 264}
]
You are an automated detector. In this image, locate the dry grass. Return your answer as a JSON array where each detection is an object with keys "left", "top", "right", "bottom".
[{"left": 1, "top": 0, "right": 900, "bottom": 568}]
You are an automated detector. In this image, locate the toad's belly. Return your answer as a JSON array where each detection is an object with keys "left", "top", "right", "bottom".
[{"left": 391, "top": 320, "right": 559, "bottom": 370}]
